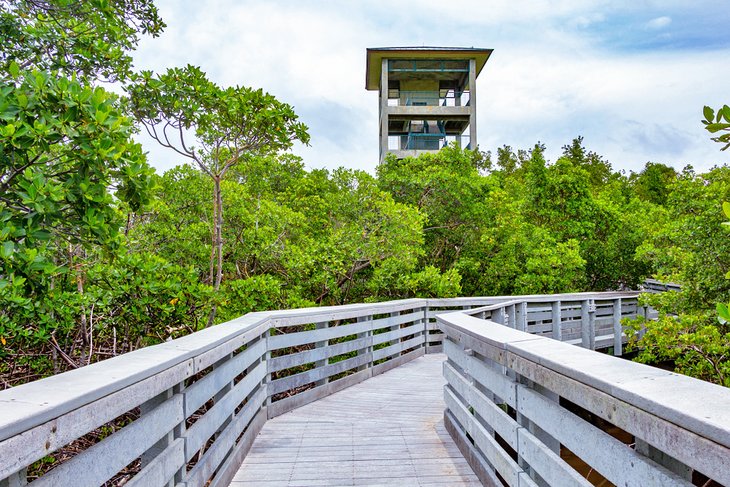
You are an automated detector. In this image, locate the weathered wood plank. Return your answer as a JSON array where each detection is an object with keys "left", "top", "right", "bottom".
[
  {"left": 517, "top": 385, "right": 692, "bottom": 487},
  {"left": 185, "top": 390, "right": 266, "bottom": 487},
  {"left": 268, "top": 353, "right": 370, "bottom": 395},
  {"left": 184, "top": 361, "right": 266, "bottom": 461},
  {"left": 0, "top": 360, "right": 191, "bottom": 480},
  {"left": 28, "top": 394, "right": 183, "bottom": 487},
  {"left": 125, "top": 437, "right": 184, "bottom": 487},
  {"left": 444, "top": 387, "right": 522, "bottom": 486},
  {"left": 184, "top": 339, "right": 266, "bottom": 416},
  {"left": 267, "top": 336, "right": 369, "bottom": 373}
]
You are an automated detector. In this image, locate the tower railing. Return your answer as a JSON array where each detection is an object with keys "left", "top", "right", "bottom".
[
  {"left": 388, "top": 134, "right": 470, "bottom": 151},
  {"left": 386, "top": 90, "right": 470, "bottom": 107}
]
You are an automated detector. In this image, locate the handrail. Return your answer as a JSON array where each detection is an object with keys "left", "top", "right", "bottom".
[
  {"left": 0, "top": 292, "right": 648, "bottom": 486},
  {"left": 438, "top": 300, "right": 730, "bottom": 487}
]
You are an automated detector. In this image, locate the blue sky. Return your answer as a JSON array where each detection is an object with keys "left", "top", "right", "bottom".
[{"left": 133, "top": 1, "right": 730, "bottom": 175}]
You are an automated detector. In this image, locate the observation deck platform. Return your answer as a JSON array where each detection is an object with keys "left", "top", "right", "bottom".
[{"left": 232, "top": 353, "right": 479, "bottom": 486}]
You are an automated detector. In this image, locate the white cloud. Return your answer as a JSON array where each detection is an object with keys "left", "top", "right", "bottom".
[{"left": 645, "top": 16, "right": 672, "bottom": 30}]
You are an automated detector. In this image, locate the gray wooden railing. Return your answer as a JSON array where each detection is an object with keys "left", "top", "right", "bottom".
[
  {"left": 438, "top": 297, "right": 730, "bottom": 487},
  {"left": 2, "top": 291, "right": 720, "bottom": 487}
]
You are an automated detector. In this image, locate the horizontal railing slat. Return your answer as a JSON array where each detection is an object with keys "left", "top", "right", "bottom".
[
  {"left": 125, "top": 437, "right": 184, "bottom": 487},
  {"left": 29, "top": 394, "right": 183, "bottom": 487},
  {"left": 185, "top": 387, "right": 266, "bottom": 487},
  {"left": 269, "top": 353, "right": 370, "bottom": 395},
  {"left": 184, "top": 361, "right": 266, "bottom": 462},
  {"left": 184, "top": 339, "right": 266, "bottom": 416}
]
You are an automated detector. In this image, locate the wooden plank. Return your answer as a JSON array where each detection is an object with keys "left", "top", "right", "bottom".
[
  {"left": 29, "top": 394, "right": 183, "bottom": 487},
  {"left": 207, "top": 408, "right": 266, "bottom": 487},
  {"left": 372, "top": 335, "right": 424, "bottom": 362},
  {"left": 185, "top": 389, "right": 266, "bottom": 487},
  {"left": 444, "top": 387, "right": 522, "bottom": 487},
  {"left": 551, "top": 301, "right": 562, "bottom": 341},
  {"left": 444, "top": 339, "right": 516, "bottom": 406},
  {"left": 125, "top": 437, "right": 184, "bottom": 487},
  {"left": 443, "top": 363, "right": 518, "bottom": 450},
  {"left": 184, "top": 362, "right": 266, "bottom": 461},
  {"left": 372, "top": 347, "right": 424, "bottom": 376},
  {"left": 0, "top": 360, "right": 191, "bottom": 480},
  {"left": 268, "top": 368, "right": 371, "bottom": 418},
  {"left": 184, "top": 339, "right": 266, "bottom": 416},
  {"left": 270, "top": 300, "right": 426, "bottom": 327},
  {"left": 268, "top": 353, "right": 371, "bottom": 396},
  {"left": 516, "top": 385, "right": 692, "bottom": 487},
  {"left": 268, "top": 320, "right": 374, "bottom": 350},
  {"left": 517, "top": 428, "right": 591, "bottom": 487},
  {"left": 613, "top": 298, "right": 623, "bottom": 356},
  {"left": 192, "top": 323, "right": 269, "bottom": 374},
  {"left": 444, "top": 410, "right": 502, "bottom": 487},
  {"left": 267, "top": 336, "right": 369, "bottom": 373},
  {"left": 371, "top": 323, "right": 423, "bottom": 346}
]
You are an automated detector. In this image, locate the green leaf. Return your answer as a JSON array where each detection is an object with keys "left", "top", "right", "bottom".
[
  {"left": 0, "top": 241, "right": 14, "bottom": 258},
  {"left": 723, "top": 201, "right": 730, "bottom": 220},
  {"left": 705, "top": 123, "right": 730, "bottom": 133},
  {"left": 703, "top": 105, "right": 714, "bottom": 122},
  {"left": 8, "top": 62, "right": 20, "bottom": 79}
]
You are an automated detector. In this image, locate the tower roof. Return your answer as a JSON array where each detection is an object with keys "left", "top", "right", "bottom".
[{"left": 365, "top": 46, "right": 493, "bottom": 90}]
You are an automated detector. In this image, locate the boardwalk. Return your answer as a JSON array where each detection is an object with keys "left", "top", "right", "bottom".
[{"left": 231, "top": 353, "right": 480, "bottom": 486}]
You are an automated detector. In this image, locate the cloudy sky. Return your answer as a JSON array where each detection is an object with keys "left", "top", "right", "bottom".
[{"left": 133, "top": 1, "right": 730, "bottom": 175}]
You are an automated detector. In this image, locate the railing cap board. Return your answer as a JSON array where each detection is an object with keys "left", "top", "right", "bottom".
[
  {"left": 0, "top": 313, "right": 269, "bottom": 442},
  {"left": 427, "top": 291, "right": 639, "bottom": 308},
  {"left": 508, "top": 337, "right": 730, "bottom": 450},
  {"left": 438, "top": 312, "right": 546, "bottom": 350}
]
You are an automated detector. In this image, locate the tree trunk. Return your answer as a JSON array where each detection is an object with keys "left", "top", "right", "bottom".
[{"left": 207, "top": 175, "right": 224, "bottom": 327}]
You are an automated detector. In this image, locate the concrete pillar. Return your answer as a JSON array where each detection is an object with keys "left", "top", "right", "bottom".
[
  {"left": 468, "top": 58, "right": 477, "bottom": 150},
  {"left": 380, "top": 58, "right": 389, "bottom": 163}
]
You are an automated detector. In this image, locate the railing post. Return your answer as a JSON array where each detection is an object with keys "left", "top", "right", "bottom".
[
  {"left": 613, "top": 298, "right": 623, "bottom": 356},
  {"left": 0, "top": 469, "right": 27, "bottom": 487},
  {"left": 422, "top": 305, "right": 430, "bottom": 353},
  {"left": 314, "top": 321, "right": 329, "bottom": 386},
  {"left": 588, "top": 300, "right": 597, "bottom": 349},
  {"left": 517, "top": 301, "right": 528, "bottom": 332},
  {"left": 581, "top": 299, "right": 591, "bottom": 349},
  {"left": 140, "top": 382, "right": 185, "bottom": 487},
  {"left": 551, "top": 301, "right": 562, "bottom": 341},
  {"left": 507, "top": 304, "right": 516, "bottom": 328},
  {"left": 356, "top": 315, "right": 373, "bottom": 372},
  {"left": 213, "top": 353, "right": 234, "bottom": 433},
  {"left": 635, "top": 439, "right": 692, "bottom": 480},
  {"left": 265, "top": 325, "right": 273, "bottom": 409},
  {"left": 493, "top": 306, "right": 505, "bottom": 325}
]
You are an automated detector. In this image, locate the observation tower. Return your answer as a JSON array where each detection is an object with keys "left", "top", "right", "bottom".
[{"left": 365, "top": 46, "right": 492, "bottom": 163}]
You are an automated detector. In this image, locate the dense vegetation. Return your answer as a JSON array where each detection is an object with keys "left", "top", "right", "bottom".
[{"left": 1, "top": 1, "right": 729, "bottom": 389}]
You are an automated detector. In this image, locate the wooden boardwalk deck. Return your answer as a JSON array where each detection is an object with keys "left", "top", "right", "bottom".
[{"left": 231, "top": 353, "right": 480, "bottom": 486}]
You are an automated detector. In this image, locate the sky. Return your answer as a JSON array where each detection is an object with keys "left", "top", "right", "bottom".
[{"left": 132, "top": 1, "right": 730, "bottom": 176}]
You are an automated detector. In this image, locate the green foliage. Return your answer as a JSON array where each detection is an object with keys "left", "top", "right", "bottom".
[
  {"left": 0, "top": 69, "right": 154, "bottom": 324},
  {"left": 128, "top": 64, "right": 310, "bottom": 325},
  {"left": 0, "top": 0, "right": 164, "bottom": 81},
  {"left": 702, "top": 105, "right": 730, "bottom": 151},
  {"left": 627, "top": 295, "right": 730, "bottom": 387}
]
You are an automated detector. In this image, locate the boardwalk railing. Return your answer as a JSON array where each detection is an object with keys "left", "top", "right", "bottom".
[
  {"left": 438, "top": 298, "right": 730, "bottom": 487},
  {"left": 1, "top": 290, "right": 716, "bottom": 487}
]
